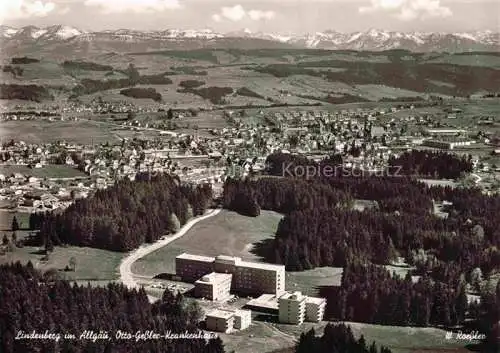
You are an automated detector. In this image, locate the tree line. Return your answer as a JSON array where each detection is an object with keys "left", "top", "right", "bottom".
[
  {"left": 0, "top": 262, "right": 225, "bottom": 353},
  {"left": 296, "top": 323, "right": 392, "bottom": 353},
  {"left": 62, "top": 60, "right": 114, "bottom": 71},
  {"left": 388, "top": 150, "right": 474, "bottom": 179},
  {"left": 0, "top": 84, "right": 52, "bottom": 102},
  {"left": 222, "top": 152, "right": 499, "bottom": 336},
  {"left": 120, "top": 87, "right": 162, "bottom": 102},
  {"left": 71, "top": 64, "right": 172, "bottom": 97},
  {"left": 223, "top": 173, "right": 499, "bottom": 275},
  {"left": 322, "top": 261, "right": 499, "bottom": 351},
  {"left": 34, "top": 173, "right": 212, "bottom": 252},
  {"left": 266, "top": 150, "right": 473, "bottom": 180}
]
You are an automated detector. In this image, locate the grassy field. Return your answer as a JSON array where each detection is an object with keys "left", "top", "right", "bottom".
[
  {"left": 0, "top": 165, "right": 87, "bottom": 178},
  {"left": 0, "top": 243, "right": 123, "bottom": 282},
  {"left": 0, "top": 210, "right": 123, "bottom": 282},
  {"left": 133, "top": 210, "right": 350, "bottom": 296},
  {"left": 274, "top": 321, "right": 468, "bottom": 353},
  {"left": 0, "top": 120, "right": 119, "bottom": 144},
  {"left": 222, "top": 318, "right": 468, "bottom": 353},
  {"left": 0, "top": 210, "right": 30, "bottom": 231},
  {"left": 132, "top": 210, "right": 283, "bottom": 277},
  {"left": 286, "top": 267, "right": 344, "bottom": 296}
]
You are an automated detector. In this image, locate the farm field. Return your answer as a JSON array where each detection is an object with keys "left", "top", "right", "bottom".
[
  {"left": 0, "top": 165, "right": 87, "bottom": 178},
  {"left": 3, "top": 49, "right": 499, "bottom": 114},
  {"left": 0, "top": 119, "right": 118, "bottom": 144}
]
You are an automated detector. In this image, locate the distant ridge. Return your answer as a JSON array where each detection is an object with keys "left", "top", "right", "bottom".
[{"left": 1, "top": 25, "right": 498, "bottom": 52}]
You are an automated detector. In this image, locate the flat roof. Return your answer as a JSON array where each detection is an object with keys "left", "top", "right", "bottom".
[
  {"left": 196, "top": 272, "right": 232, "bottom": 284},
  {"left": 177, "top": 253, "right": 285, "bottom": 271},
  {"left": 216, "top": 255, "right": 240, "bottom": 262},
  {"left": 279, "top": 291, "right": 306, "bottom": 301},
  {"left": 206, "top": 309, "right": 235, "bottom": 320},
  {"left": 305, "top": 296, "right": 327, "bottom": 305},
  {"left": 246, "top": 294, "right": 279, "bottom": 310},
  {"left": 176, "top": 253, "right": 215, "bottom": 262},
  {"left": 234, "top": 309, "right": 251, "bottom": 315},
  {"left": 238, "top": 260, "right": 285, "bottom": 272}
]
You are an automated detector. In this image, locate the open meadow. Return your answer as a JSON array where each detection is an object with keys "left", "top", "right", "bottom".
[
  {"left": 131, "top": 210, "right": 283, "bottom": 277},
  {"left": 0, "top": 164, "right": 87, "bottom": 179},
  {"left": 132, "top": 210, "right": 356, "bottom": 296},
  {"left": 221, "top": 319, "right": 468, "bottom": 353},
  {"left": 0, "top": 119, "right": 118, "bottom": 144},
  {"left": 0, "top": 210, "right": 123, "bottom": 282}
]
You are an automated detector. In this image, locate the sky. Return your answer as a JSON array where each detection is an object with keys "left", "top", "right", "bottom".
[{"left": 0, "top": 0, "right": 498, "bottom": 33}]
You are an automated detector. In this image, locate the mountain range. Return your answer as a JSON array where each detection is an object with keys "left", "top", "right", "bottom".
[{"left": 1, "top": 25, "right": 498, "bottom": 52}]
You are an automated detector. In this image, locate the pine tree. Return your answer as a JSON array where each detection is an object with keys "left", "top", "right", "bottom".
[
  {"left": 170, "top": 213, "right": 181, "bottom": 233},
  {"left": 11, "top": 216, "right": 19, "bottom": 232},
  {"left": 69, "top": 257, "right": 77, "bottom": 272}
]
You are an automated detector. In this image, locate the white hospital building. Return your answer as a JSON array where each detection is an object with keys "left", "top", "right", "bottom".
[
  {"left": 194, "top": 272, "right": 232, "bottom": 301},
  {"left": 205, "top": 309, "right": 252, "bottom": 333},
  {"left": 278, "top": 291, "right": 326, "bottom": 325},
  {"left": 176, "top": 253, "right": 286, "bottom": 296}
]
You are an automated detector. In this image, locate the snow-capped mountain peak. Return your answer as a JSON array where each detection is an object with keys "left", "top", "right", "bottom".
[{"left": 0, "top": 25, "right": 498, "bottom": 52}]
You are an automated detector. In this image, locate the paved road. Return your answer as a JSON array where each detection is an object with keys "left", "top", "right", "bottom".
[
  {"left": 472, "top": 173, "right": 482, "bottom": 185},
  {"left": 119, "top": 208, "right": 222, "bottom": 295}
]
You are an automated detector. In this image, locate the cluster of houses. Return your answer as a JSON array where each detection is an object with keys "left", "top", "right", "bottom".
[{"left": 1, "top": 100, "right": 498, "bottom": 214}]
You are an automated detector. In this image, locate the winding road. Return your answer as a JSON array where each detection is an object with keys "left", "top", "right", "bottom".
[{"left": 119, "top": 208, "right": 222, "bottom": 292}]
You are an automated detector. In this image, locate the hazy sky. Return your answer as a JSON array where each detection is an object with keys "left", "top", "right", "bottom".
[{"left": 1, "top": 0, "right": 498, "bottom": 33}]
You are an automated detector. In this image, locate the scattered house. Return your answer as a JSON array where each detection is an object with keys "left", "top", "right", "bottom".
[{"left": 205, "top": 309, "right": 251, "bottom": 333}]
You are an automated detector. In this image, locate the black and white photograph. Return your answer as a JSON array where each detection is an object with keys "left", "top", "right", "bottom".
[{"left": 0, "top": 0, "right": 499, "bottom": 352}]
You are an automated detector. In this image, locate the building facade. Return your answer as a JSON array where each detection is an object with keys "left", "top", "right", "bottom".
[
  {"left": 205, "top": 309, "right": 235, "bottom": 333},
  {"left": 194, "top": 272, "right": 232, "bottom": 301},
  {"left": 175, "top": 253, "right": 215, "bottom": 283},
  {"left": 233, "top": 309, "right": 252, "bottom": 330},
  {"left": 305, "top": 297, "right": 327, "bottom": 323},
  {"left": 278, "top": 291, "right": 306, "bottom": 325},
  {"left": 423, "top": 139, "right": 473, "bottom": 150},
  {"left": 278, "top": 291, "right": 327, "bottom": 325},
  {"left": 175, "top": 253, "right": 286, "bottom": 296}
]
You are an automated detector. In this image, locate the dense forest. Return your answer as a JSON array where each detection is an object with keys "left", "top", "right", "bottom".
[
  {"left": 223, "top": 177, "right": 350, "bottom": 217},
  {"left": 325, "top": 261, "right": 468, "bottom": 326},
  {"left": 11, "top": 57, "right": 40, "bottom": 64},
  {"left": 0, "top": 84, "right": 53, "bottom": 101},
  {"left": 265, "top": 151, "right": 473, "bottom": 180},
  {"left": 388, "top": 150, "right": 474, "bottom": 179},
  {"left": 224, "top": 175, "right": 499, "bottom": 274},
  {"left": 34, "top": 173, "right": 212, "bottom": 251},
  {"left": 296, "top": 323, "right": 392, "bottom": 353},
  {"left": 178, "top": 86, "right": 234, "bottom": 105},
  {"left": 321, "top": 262, "right": 499, "bottom": 351},
  {"left": 62, "top": 60, "right": 114, "bottom": 71},
  {"left": 179, "top": 80, "right": 205, "bottom": 89},
  {"left": 0, "top": 262, "right": 225, "bottom": 353},
  {"left": 236, "top": 87, "right": 264, "bottom": 99},
  {"left": 71, "top": 64, "right": 172, "bottom": 96},
  {"left": 2, "top": 65, "right": 24, "bottom": 77},
  {"left": 72, "top": 74, "right": 172, "bottom": 96},
  {"left": 223, "top": 152, "right": 500, "bottom": 336},
  {"left": 120, "top": 87, "right": 162, "bottom": 102},
  {"left": 252, "top": 61, "right": 500, "bottom": 97}
]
